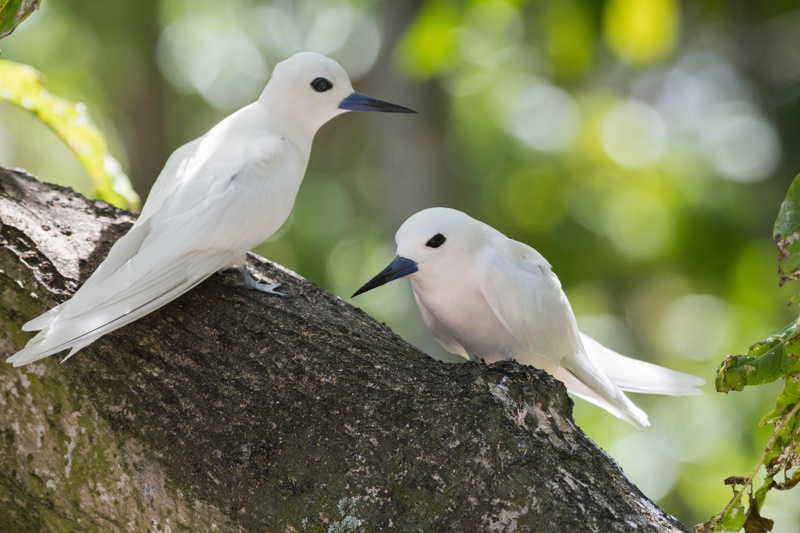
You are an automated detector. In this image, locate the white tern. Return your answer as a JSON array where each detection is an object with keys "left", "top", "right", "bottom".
[
  {"left": 8, "top": 52, "right": 414, "bottom": 367},
  {"left": 353, "top": 208, "right": 704, "bottom": 427}
]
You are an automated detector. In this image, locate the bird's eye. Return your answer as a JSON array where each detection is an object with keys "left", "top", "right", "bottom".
[
  {"left": 311, "top": 77, "right": 333, "bottom": 93},
  {"left": 426, "top": 233, "right": 446, "bottom": 248}
]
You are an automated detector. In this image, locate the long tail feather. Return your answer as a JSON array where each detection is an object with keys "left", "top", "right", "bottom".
[
  {"left": 556, "top": 357, "right": 650, "bottom": 428},
  {"left": 580, "top": 333, "right": 705, "bottom": 396},
  {"left": 7, "top": 252, "right": 228, "bottom": 366},
  {"left": 22, "top": 220, "right": 154, "bottom": 332}
]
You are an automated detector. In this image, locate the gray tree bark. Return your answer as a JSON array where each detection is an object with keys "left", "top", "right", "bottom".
[{"left": 0, "top": 168, "right": 687, "bottom": 532}]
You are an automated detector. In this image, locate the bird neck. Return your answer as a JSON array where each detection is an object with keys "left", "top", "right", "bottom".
[{"left": 258, "top": 87, "right": 328, "bottom": 143}]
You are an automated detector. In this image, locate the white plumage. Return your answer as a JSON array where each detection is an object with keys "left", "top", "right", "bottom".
[
  {"left": 353, "top": 208, "right": 704, "bottom": 427},
  {"left": 8, "top": 52, "right": 413, "bottom": 367}
]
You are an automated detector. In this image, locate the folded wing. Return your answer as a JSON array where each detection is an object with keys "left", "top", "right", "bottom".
[
  {"left": 479, "top": 238, "right": 650, "bottom": 427},
  {"left": 9, "top": 134, "right": 283, "bottom": 366}
]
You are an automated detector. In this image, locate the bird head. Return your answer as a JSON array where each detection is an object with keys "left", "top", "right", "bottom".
[
  {"left": 352, "top": 208, "right": 490, "bottom": 297},
  {"left": 261, "top": 52, "right": 415, "bottom": 133}
]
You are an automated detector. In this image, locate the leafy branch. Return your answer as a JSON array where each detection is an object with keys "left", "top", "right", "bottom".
[
  {"left": 694, "top": 175, "right": 800, "bottom": 533},
  {"left": 0, "top": 1, "right": 139, "bottom": 209},
  {"left": 0, "top": 60, "right": 140, "bottom": 209},
  {"left": 697, "top": 401, "right": 800, "bottom": 533}
]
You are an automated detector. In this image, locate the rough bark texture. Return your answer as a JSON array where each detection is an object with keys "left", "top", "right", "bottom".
[{"left": 0, "top": 168, "right": 687, "bottom": 532}]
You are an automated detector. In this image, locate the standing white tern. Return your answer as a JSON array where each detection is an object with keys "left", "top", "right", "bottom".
[
  {"left": 8, "top": 52, "right": 414, "bottom": 367},
  {"left": 352, "top": 208, "right": 704, "bottom": 427}
]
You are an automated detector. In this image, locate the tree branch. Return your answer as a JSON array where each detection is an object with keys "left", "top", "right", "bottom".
[{"left": 0, "top": 168, "right": 687, "bottom": 532}]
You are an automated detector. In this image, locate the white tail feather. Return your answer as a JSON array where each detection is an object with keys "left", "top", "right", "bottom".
[
  {"left": 553, "top": 356, "right": 650, "bottom": 428},
  {"left": 580, "top": 333, "right": 705, "bottom": 396},
  {"left": 7, "top": 252, "right": 229, "bottom": 367},
  {"left": 552, "top": 366, "right": 650, "bottom": 428},
  {"left": 22, "top": 221, "right": 154, "bottom": 332},
  {"left": 550, "top": 334, "right": 705, "bottom": 428},
  {"left": 22, "top": 305, "right": 62, "bottom": 331}
]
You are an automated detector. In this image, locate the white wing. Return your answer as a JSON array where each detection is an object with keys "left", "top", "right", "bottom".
[
  {"left": 137, "top": 103, "right": 261, "bottom": 224},
  {"left": 10, "top": 134, "right": 285, "bottom": 366},
  {"left": 23, "top": 109, "right": 244, "bottom": 332},
  {"left": 137, "top": 136, "right": 204, "bottom": 223},
  {"left": 479, "top": 238, "right": 649, "bottom": 427}
]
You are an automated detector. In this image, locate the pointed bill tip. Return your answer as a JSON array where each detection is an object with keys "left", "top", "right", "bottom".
[
  {"left": 351, "top": 256, "right": 418, "bottom": 298},
  {"left": 351, "top": 287, "right": 368, "bottom": 299},
  {"left": 339, "top": 92, "right": 416, "bottom": 114}
]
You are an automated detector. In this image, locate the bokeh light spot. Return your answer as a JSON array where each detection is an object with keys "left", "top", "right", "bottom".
[
  {"left": 610, "top": 431, "right": 677, "bottom": 500},
  {"left": 603, "top": 188, "right": 674, "bottom": 260},
  {"left": 157, "top": 21, "right": 220, "bottom": 94},
  {"left": 458, "top": 1, "right": 523, "bottom": 67},
  {"left": 395, "top": 0, "right": 460, "bottom": 80},
  {"left": 604, "top": 0, "right": 678, "bottom": 65},
  {"left": 703, "top": 105, "right": 780, "bottom": 182},
  {"left": 602, "top": 100, "right": 667, "bottom": 168},
  {"left": 658, "top": 294, "right": 732, "bottom": 361},
  {"left": 506, "top": 81, "right": 581, "bottom": 152}
]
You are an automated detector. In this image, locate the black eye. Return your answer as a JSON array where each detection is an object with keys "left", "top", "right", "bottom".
[
  {"left": 426, "top": 233, "right": 446, "bottom": 248},
  {"left": 311, "top": 77, "right": 333, "bottom": 93}
]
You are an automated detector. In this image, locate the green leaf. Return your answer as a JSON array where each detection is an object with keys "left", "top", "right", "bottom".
[
  {"left": 0, "top": 0, "right": 38, "bottom": 41},
  {"left": 774, "top": 173, "right": 800, "bottom": 287},
  {"left": 720, "top": 500, "right": 747, "bottom": 531},
  {"left": 716, "top": 319, "right": 800, "bottom": 392},
  {"left": 0, "top": 60, "right": 139, "bottom": 209},
  {"left": 752, "top": 477, "right": 774, "bottom": 514},
  {"left": 760, "top": 376, "right": 800, "bottom": 425},
  {"left": 742, "top": 502, "right": 774, "bottom": 533}
]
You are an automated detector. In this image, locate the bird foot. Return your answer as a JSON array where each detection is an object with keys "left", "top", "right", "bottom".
[
  {"left": 236, "top": 281, "right": 288, "bottom": 297},
  {"left": 238, "top": 267, "right": 289, "bottom": 297}
]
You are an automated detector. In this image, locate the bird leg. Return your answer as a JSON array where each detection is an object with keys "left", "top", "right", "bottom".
[
  {"left": 216, "top": 265, "right": 239, "bottom": 276},
  {"left": 237, "top": 263, "right": 289, "bottom": 297}
]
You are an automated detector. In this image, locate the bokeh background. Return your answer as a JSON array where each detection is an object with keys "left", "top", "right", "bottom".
[{"left": 1, "top": 0, "right": 799, "bottom": 529}]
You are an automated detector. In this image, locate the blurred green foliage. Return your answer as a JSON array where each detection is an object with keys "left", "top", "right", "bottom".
[{"left": 1, "top": 0, "right": 800, "bottom": 530}]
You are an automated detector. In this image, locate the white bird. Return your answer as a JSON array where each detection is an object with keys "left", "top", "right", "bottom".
[
  {"left": 8, "top": 52, "right": 414, "bottom": 367},
  {"left": 352, "top": 208, "right": 704, "bottom": 427}
]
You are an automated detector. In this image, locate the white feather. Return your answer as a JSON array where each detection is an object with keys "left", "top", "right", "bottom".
[{"left": 579, "top": 333, "right": 703, "bottom": 396}]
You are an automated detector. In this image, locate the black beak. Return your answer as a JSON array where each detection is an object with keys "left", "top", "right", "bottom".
[
  {"left": 352, "top": 256, "right": 418, "bottom": 297},
  {"left": 338, "top": 92, "right": 416, "bottom": 113}
]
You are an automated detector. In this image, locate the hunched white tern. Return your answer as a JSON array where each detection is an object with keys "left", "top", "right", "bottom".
[
  {"left": 352, "top": 208, "right": 704, "bottom": 427},
  {"left": 7, "top": 52, "right": 414, "bottom": 367}
]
